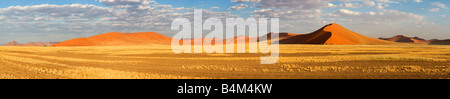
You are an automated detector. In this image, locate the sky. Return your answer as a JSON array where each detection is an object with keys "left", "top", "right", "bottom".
[{"left": 0, "top": 0, "right": 449, "bottom": 44}]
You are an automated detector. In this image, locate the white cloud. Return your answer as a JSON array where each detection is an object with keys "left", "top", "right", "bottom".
[
  {"left": 210, "top": 6, "right": 220, "bottom": 10},
  {"left": 99, "top": 0, "right": 154, "bottom": 6},
  {"left": 228, "top": 4, "right": 249, "bottom": 10},
  {"left": 256, "top": 0, "right": 331, "bottom": 10},
  {"left": 375, "top": 3, "right": 388, "bottom": 9},
  {"left": 0, "top": 4, "right": 111, "bottom": 22},
  {"left": 375, "top": 0, "right": 400, "bottom": 3},
  {"left": 431, "top": 2, "right": 448, "bottom": 9},
  {"left": 328, "top": 9, "right": 424, "bottom": 24},
  {"left": 340, "top": 3, "right": 363, "bottom": 8},
  {"left": 428, "top": 8, "right": 440, "bottom": 12},
  {"left": 0, "top": 1, "right": 238, "bottom": 44},
  {"left": 414, "top": 0, "right": 422, "bottom": 3},
  {"left": 231, "top": 0, "right": 261, "bottom": 3},
  {"left": 328, "top": 3, "right": 337, "bottom": 7},
  {"left": 363, "top": 1, "right": 376, "bottom": 7},
  {"left": 252, "top": 9, "right": 273, "bottom": 13},
  {"left": 335, "top": 9, "right": 361, "bottom": 15}
]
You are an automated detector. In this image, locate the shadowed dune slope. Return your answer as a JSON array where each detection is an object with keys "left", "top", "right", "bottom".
[{"left": 429, "top": 39, "right": 450, "bottom": 45}]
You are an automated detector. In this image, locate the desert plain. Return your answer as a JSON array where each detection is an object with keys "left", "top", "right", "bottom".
[{"left": 0, "top": 44, "right": 448, "bottom": 79}]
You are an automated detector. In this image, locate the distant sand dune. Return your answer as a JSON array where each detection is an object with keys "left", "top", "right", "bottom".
[
  {"left": 2, "top": 41, "right": 59, "bottom": 46},
  {"left": 379, "top": 35, "right": 429, "bottom": 43},
  {"left": 53, "top": 32, "right": 172, "bottom": 46},
  {"left": 53, "top": 23, "right": 399, "bottom": 46},
  {"left": 429, "top": 39, "right": 450, "bottom": 45}
]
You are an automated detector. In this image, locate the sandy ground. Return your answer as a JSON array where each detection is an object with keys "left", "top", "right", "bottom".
[{"left": 0, "top": 44, "right": 449, "bottom": 79}]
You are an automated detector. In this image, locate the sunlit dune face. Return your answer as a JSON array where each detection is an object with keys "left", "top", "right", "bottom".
[{"left": 53, "top": 32, "right": 173, "bottom": 46}]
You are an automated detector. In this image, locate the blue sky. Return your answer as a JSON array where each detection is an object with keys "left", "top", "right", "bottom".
[{"left": 0, "top": 0, "right": 449, "bottom": 44}]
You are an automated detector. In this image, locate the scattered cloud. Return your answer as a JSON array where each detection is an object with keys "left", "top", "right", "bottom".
[
  {"left": 210, "top": 6, "right": 220, "bottom": 10},
  {"left": 328, "top": 9, "right": 425, "bottom": 22},
  {"left": 431, "top": 2, "right": 448, "bottom": 9},
  {"left": 428, "top": 8, "right": 440, "bottom": 12},
  {"left": 256, "top": 0, "right": 331, "bottom": 10},
  {"left": 99, "top": 0, "right": 154, "bottom": 6},
  {"left": 0, "top": 4, "right": 111, "bottom": 22},
  {"left": 328, "top": 2, "right": 364, "bottom": 8},
  {"left": 228, "top": 4, "right": 249, "bottom": 10},
  {"left": 0, "top": 0, "right": 449, "bottom": 43},
  {"left": 414, "top": 0, "right": 422, "bottom": 3},
  {"left": 231, "top": 0, "right": 261, "bottom": 3},
  {"left": 363, "top": 1, "right": 376, "bottom": 7},
  {"left": 0, "top": 0, "right": 238, "bottom": 43}
]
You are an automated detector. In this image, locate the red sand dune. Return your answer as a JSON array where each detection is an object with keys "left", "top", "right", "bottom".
[
  {"left": 53, "top": 32, "right": 172, "bottom": 46},
  {"left": 3, "top": 41, "right": 20, "bottom": 46},
  {"left": 274, "top": 23, "right": 395, "bottom": 45},
  {"left": 54, "top": 23, "right": 401, "bottom": 46},
  {"left": 412, "top": 37, "right": 426, "bottom": 41},
  {"left": 379, "top": 35, "right": 429, "bottom": 43}
]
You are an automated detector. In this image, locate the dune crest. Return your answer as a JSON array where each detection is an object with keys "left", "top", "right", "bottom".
[
  {"left": 53, "top": 32, "right": 172, "bottom": 46},
  {"left": 379, "top": 35, "right": 429, "bottom": 43},
  {"left": 276, "top": 23, "right": 395, "bottom": 45},
  {"left": 54, "top": 23, "right": 400, "bottom": 46}
]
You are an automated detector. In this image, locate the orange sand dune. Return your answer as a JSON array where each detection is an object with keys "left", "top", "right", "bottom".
[
  {"left": 54, "top": 23, "right": 399, "bottom": 46},
  {"left": 380, "top": 35, "right": 429, "bottom": 43},
  {"left": 275, "top": 23, "right": 395, "bottom": 45},
  {"left": 53, "top": 32, "right": 172, "bottom": 46}
]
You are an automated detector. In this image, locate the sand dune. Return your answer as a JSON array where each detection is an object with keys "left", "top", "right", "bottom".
[
  {"left": 379, "top": 35, "right": 429, "bottom": 43},
  {"left": 54, "top": 23, "right": 400, "bottom": 46},
  {"left": 275, "top": 23, "right": 395, "bottom": 45},
  {"left": 53, "top": 32, "right": 172, "bottom": 46},
  {"left": 3, "top": 41, "right": 20, "bottom": 46},
  {"left": 429, "top": 39, "right": 450, "bottom": 45}
]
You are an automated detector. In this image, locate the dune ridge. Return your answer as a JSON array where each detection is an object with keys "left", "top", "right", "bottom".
[
  {"left": 429, "top": 39, "right": 450, "bottom": 45},
  {"left": 275, "top": 23, "right": 395, "bottom": 45},
  {"left": 53, "top": 32, "right": 172, "bottom": 46},
  {"left": 379, "top": 35, "right": 429, "bottom": 43},
  {"left": 52, "top": 23, "right": 398, "bottom": 46}
]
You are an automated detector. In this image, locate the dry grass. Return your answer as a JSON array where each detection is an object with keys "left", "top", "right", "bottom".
[{"left": 0, "top": 44, "right": 449, "bottom": 79}]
